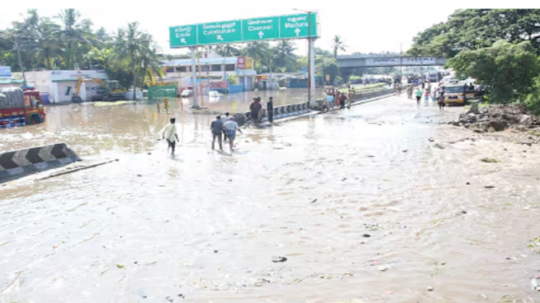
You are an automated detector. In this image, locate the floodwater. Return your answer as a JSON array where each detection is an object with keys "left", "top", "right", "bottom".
[
  {"left": 2, "top": 94, "right": 540, "bottom": 303},
  {"left": 164, "top": 87, "right": 325, "bottom": 114}
]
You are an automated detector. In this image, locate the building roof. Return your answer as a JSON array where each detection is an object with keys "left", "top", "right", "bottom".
[{"left": 161, "top": 57, "right": 238, "bottom": 66}]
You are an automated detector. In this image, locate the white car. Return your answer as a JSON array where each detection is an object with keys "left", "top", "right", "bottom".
[{"left": 181, "top": 89, "right": 193, "bottom": 97}]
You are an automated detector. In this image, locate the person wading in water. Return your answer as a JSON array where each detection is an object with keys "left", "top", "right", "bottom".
[{"left": 161, "top": 117, "right": 179, "bottom": 155}]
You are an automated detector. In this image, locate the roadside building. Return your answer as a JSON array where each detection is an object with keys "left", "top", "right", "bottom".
[
  {"left": 25, "top": 70, "right": 109, "bottom": 103},
  {"left": 160, "top": 55, "right": 256, "bottom": 95}
]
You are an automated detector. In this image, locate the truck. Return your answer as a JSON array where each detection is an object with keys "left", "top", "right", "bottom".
[{"left": 0, "top": 87, "right": 46, "bottom": 128}]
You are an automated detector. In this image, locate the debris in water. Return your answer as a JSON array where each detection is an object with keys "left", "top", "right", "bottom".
[
  {"left": 481, "top": 158, "right": 499, "bottom": 163},
  {"left": 434, "top": 144, "right": 445, "bottom": 149},
  {"left": 531, "top": 276, "right": 540, "bottom": 291},
  {"left": 363, "top": 234, "right": 371, "bottom": 238},
  {"left": 137, "top": 174, "right": 142, "bottom": 177},
  {"left": 272, "top": 256, "right": 287, "bottom": 263},
  {"left": 485, "top": 186, "right": 495, "bottom": 189},
  {"left": 311, "top": 199, "right": 317, "bottom": 204},
  {"left": 116, "top": 264, "right": 124, "bottom": 269},
  {"left": 214, "top": 250, "right": 218, "bottom": 253},
  {"left": 466, "top": 182, "right": 470, "bottom": 185},
  {"left": 165, "top": 296, "right": 174, "bottom": 302},
  {"left": 402, "top": 150, "right": 408, "bottom": 153},
  {"left": 427, "top": 286, "right": 434, "bottom": 291},
  {"left": 378, "top": 266, "right": 388, "bottom": 271},
  {"left": 428, "top": 138, "right": 435, "bottom": 142},
  {"left": 147, "top": 152, "right": 152, "bottom": 155}
]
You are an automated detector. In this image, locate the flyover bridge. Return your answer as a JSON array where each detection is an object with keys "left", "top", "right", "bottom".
[{"left": 336, "top": 55, "right": 447, "bottom": 69}]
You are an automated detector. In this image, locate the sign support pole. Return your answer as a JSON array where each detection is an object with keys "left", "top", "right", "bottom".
[
  {"left": 309, "top": 37, "right": 315, "bottom": 107},
  {"left": 307, "top": 12, "right": 316, "bottom": 108},
  {"left": 196, "top": 48, "right": 204, "bottom": 108},
  {"left": 190, "top": 47, "right": 199, "bottom": 109}
]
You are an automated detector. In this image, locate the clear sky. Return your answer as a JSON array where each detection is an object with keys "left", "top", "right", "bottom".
[{"left": 0, "top": 0, "right": 537, "bottom": 57}]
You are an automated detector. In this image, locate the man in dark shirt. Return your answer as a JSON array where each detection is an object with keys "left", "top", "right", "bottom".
[
  {"left": 267, "top": 97, "right": 274, "bottom": 123},
  {"left": 250, "top": 98, "right": 262, "bottom": 124},
  {"left": 210, "top": 115, "right": 224, "bottom": 151}
]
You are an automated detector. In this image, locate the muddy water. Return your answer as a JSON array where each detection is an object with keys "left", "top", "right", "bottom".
[
  {"left": 168, "top": 87, "right": 326, "bottom": 114},
  {"left": 1, "top": 95, "right": 540, "bottom": 303}
]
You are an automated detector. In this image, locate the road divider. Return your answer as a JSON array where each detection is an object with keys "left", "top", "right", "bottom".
[{"left": 0, "top": 143, "right": 81, "bottom": 183}]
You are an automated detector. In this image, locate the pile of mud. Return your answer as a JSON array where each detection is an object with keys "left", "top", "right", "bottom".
[{"left": 451, "top": 104, "right": 540, "bottom": 133}]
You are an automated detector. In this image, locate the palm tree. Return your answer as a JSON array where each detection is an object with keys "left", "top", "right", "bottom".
[
  {"left": 37, "top": 18, "right": 62, "bottom": 69},
  {"left": 113, "top": 22, "right": 146, "bottom": 100},
  {"left": 242, "top": 42, "right": 269, "bottom": 71},
  {"left": 138, "top": 35, "right": 165, "bottom": 87},
  {"left": 332, "top": 35, "right": 347, "bottom": 58},
  {"left": 56, "top": 9, "right": 96, "bottom": 68},
  {"left": 215, "top": 44, "right": 240, "bottom": 57},
  {"left": 273, "top": 40, "right": 296, "bottom": 68}
]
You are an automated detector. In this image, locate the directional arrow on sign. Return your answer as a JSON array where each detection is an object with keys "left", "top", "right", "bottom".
[
  {"left": 295, "top": 28, "right": 301, "bottom": 37},
  {"left": 258, "top": 31, "right": 264, "bottom": 39},
  {"left": 217, "top": 35, "right": 224, "bottom": 41},
  {"left": 181, "top": 38, "right": 186, "bottom": 44}
]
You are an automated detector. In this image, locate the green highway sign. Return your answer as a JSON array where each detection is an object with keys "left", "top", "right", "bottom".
[
  {"left": 242, "top": 17, "right": 279, "bottom": 42},
  {"left": 169, "top": 25, "right": 197, "bottom": 47},
  {"left": 198, "top": 20, "right": 242, "bottom": 45},
  {"left": 169, "top": 13, "right": 319, "bottom": 48},
  {"left": 279, "top": 13, "right": 318, "bottom": 39}
]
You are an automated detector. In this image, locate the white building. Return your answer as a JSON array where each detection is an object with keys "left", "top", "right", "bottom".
[
  {"left": 25, "top": 70, "right": 109, "bottom": 103},
  {"left": 161, "top": 56, "right": 256, "bottom": 92}
]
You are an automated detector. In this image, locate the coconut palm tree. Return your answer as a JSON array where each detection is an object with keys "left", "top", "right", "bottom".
[
  {"left": 273, "top": 40, "right": 296, "bottom": 69},
  {"left": 138, "top": 35, "right": 165, "bottom": 87},
  {"left": 56, "top": 9, "right": 96, "bottom": 68},
  {"left": 215, "top": 44, "right": 240, "bottom": 57},
  {"left": 112, "top": 22, "right": 146, "bottom": 100},
  {"left": 242, "top": 41, "right": 269, "bottom": 71},
  {"left": 332, "top": 35, "right": 347, "bottom": 58}
]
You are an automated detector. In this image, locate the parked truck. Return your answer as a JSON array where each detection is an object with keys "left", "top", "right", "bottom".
[{"left": 0, "top": 87, "right": 46, "bottom": 128}]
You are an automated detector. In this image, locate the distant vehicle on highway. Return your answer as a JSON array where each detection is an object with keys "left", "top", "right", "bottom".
[
  {"left": 181, "top": 89, "right": 193, "bottom": 97},
  {"left": 443, "top": 84, "right": 476, "bottom": 105}
]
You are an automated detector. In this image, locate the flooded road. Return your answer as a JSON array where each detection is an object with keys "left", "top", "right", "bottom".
[
  {"left": 162, "top": 88, "right": 324, "bottom": 114},
  {"left": 2, "top": 94, "right": 540, "bottom": 303}
]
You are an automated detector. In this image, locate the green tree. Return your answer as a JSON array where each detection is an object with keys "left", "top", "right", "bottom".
[
  {"left": 408, "top": 9, "right": 540, "bottom": 58},
  {"left": 138, "top": 35, "right": 165, "bottom": 87},
  {"left": 215, "top": 44, "right": 240, "bottom": 57},
  {"left": 112, "top": 22, "right": 146, "bottom": 100},
  {"left": 273, "top": 40, "right": 296, "bottom": 69},
  {"left": 448, "top": 40, "right": 540, "bottom": 102},
  {"left": 332, "top": 35, "right": 346, "bottom": 58},
  {"left": 56, "top": 9, "right": 96, "bottom": 68},
  {"left": 242, "top": 41, "right": 269, "bottom": 71}
]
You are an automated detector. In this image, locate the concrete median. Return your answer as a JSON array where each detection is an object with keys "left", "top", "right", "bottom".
[{"left": 0, "top": 143, "right": 81, "bottom": 183}]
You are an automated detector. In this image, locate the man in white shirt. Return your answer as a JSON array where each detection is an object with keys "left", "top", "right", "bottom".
[
  {"left": 221, "top": 112, "right": 230, "bottom": 141},
  {"left": 161, "top": 118, "right": 179, "bottom": 155},
  {"left": 223, "top": 117, "right": 243, "bottom": 152}
]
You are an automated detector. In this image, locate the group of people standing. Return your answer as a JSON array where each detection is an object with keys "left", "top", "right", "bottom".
[
  {"left": 405, "top": 81, "right": 446, "bottom": 111},
  {"left": 326, "top": 88, "right": 354, "bottom": 111},
  {"left": 249, "top": 97, "right": 274, "bottom": 124}
]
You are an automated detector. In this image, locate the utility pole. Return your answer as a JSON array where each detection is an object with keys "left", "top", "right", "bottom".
[
  {"left": 189, "top": 47, "right": 199, "bottom": 109},
  {"left": 196, "top": 48, "right": 204, "bottom": 108},
  {"left": 14, "top": 35, "right": 27, "bottom": 87},
  {"left": 400, "top": 43, "right": 403, "bottom": 82},
  {"left": 307, "top": 11, "right": 312, "bottom": 107},
  {"left": 307, "top": 12, "right": 316, "bottom": 108}
]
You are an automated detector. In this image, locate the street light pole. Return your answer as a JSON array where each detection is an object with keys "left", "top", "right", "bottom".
[
  {"left": 307, "top": 11, "right": 312, "bottom": 108},
  {"left": 295, "top": 8, "right": 317, "bottom": 108},
  {"left": 14, "top": 35, "right": 27, "bottom": 87}
]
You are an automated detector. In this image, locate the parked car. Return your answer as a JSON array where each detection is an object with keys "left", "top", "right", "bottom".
[{"left": 181, "top": 89, "right": 193, "bottom": 97}]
